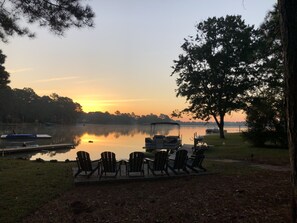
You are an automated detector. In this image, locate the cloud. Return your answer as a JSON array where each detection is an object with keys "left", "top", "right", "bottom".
[
  {"left": 100, "top": 99, "right": 151, "bottom": 103},
  {"left": 7, "top": 68, "right": 33, "bottom": 73},
  {"left": 32, "top": 76, "right": 79, "bottom": 83}
]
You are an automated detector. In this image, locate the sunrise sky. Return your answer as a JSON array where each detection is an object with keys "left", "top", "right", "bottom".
[{"left": 2, "top": 0, "right": 276, "bottom": 122}]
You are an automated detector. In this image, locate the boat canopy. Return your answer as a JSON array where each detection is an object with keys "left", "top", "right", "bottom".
[{"left": 150, "top": 122, "right": 181, "bottom": 136}]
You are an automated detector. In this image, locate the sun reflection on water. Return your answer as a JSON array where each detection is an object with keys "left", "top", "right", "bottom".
[{"left": 0, "top": 124, "right": 245, "bottom": 161}]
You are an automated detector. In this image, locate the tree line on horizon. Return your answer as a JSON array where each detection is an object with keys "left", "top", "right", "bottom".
[
  {"left": 0, "top": 85, "right": 176, "bottom": 124},
  {"left": 0, "top": 84, "right": 245, "bottom": 125},
  {"left": 82, "top": 111, "right": 173, "bottom": 125},
  {"left": 0, "top": 87, "right": 82, "bottom": 124}
]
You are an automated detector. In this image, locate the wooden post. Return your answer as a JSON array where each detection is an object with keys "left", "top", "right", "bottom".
[{"left": 278, "top": 0, "right": 297, "bottom": 221}]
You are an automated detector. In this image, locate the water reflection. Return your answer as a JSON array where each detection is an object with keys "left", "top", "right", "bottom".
[{"left": 0, "top": 123, "right": 244, "bottom": 161}]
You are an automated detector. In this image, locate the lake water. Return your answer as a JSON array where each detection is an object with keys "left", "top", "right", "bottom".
[{"left": 0, "top": 123, "right": 245, "bottom": 161}]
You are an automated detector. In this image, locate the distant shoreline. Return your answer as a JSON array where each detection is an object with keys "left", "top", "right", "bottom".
[{"left": 0, "top": 121, "right": 246, "bottom": 128}]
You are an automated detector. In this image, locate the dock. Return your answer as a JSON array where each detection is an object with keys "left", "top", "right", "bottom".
[{"left": 1, "top": 143, "right": 75, "bottom": 154}]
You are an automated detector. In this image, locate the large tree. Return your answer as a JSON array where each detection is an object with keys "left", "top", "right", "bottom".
[
  {"left": 278, "top": 0, "right": 297, "bottom": 221},
  {"left": 0, "top": 0, "right": 95, "bottom": 43},
  {"left": 172, "top": 15, "right": 257, "bottom": 138},
  {"left": 0, "top": 49, "right": 11, "bottom": 121},
  {"left": 244, "top": 5, "right": 287, "bottom": 147},
  {"left": 0, "top": 49, "right": 10, "bottom": 87}
]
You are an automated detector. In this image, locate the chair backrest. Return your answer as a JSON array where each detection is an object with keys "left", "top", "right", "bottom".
[
  {"left": 76, "top": 151, "right": 93, "bottom": 171},
  {"left": 153, "top": 151, "right": 168, "bottom": 171},
  {"left": 128, "top": 152, "right": 144, "bottom": 172},
  {"left": 101, "top": 151, "right": 117, "bottom": 172},
  {"left": 173, "top": 149, "right": 188, "bottom": 169}
]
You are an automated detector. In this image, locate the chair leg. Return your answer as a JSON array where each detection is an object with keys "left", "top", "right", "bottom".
[
  {"left": 199, "top": 165, "right": 207, "bottom": 171},
  {"left": 99, "top": 170, "right": 103, "bottom": 180},
  {"left": 188, "top": 166, "right": 199, "bottom": 173},
  {"left": 183, "top": 167, "right": 189, "bottom": 174},
  {"left": 87, "top": 167, "right": 98, "bottom": 178},
  {"left": 168, "top": 165, "right": 177, "bottom": 175},
  {"left": 165, "top": 169, "right": 169, "bottom": 176},
  {"left": 74, "top": 170, "right": 81, "bottom": 177},
  {"left": 147, "top": 163, "right": 151, "bottom": 175}
]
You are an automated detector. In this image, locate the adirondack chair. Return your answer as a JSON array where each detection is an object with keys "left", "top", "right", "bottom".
[
  {"left": 146, "top": 150, "right": 169, "bottom": 176},
  {"left": 187, "top": 149, "right": 206, "bottom": 172},
  {"left": 99, "top": 151, "right": 121, "bottom": 179},
  {"left": 168, "top": 149, "right": 189, "bottom": 174},
  {"left": 126, "top": 152, "right": 145, "bottom": 176},
  {"left": 75, "top": 151, "right": 99, "bottom": 178}
]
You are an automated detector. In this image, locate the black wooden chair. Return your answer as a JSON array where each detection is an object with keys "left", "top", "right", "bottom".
[
  {"left": 168, "top": 149, "right": 189, "bottom": 174},
  {"left": 75, "top": 151, "right": 99, "bottom": 178},
  {"left": 99, "top": 151, "right": 121, "bottom": 179},
  {"left": 187, "top": 149, "right": 206, "bottom": 172},
  {"left": 126, "top": 152, "right": 145, "bottom": 176},
  {"left": 146, "top": 150, "right": 169, "bottom": 176}
]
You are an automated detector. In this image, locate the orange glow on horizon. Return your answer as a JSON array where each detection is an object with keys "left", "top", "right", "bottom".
[
  {"left": 77, "top": 99, "right": 109, "bottom": 113},
  {"left": 77, "top": 98, "right": 246, "bottom": 122},
  {"left": 225, "top": 111, "right": 246, "bottom": 122}
]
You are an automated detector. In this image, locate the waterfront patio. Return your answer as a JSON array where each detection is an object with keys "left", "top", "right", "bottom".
[
  {"left": 73, "top": 144, "right": 210, "bottom": 184},
  {"left": 73, "top": 163, "right": 210, "bottom": 185}
]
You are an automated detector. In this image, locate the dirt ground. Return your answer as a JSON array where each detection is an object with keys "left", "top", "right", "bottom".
[{"left": 23, "top": 169, "right": 291, "bottom": 223}]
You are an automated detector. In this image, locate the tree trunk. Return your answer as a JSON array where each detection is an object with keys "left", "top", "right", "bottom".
[
  {"left": 278, "top": 0, "right": 297, "bottom": 222},
  {"left": 219, "top": 115, "right": 225, "bottom": 139},
  {"left": 213, "top": 115, "right": 225, "bottom": 139}
]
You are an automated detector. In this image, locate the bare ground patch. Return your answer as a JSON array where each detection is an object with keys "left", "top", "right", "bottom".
[{"left": 23, "top": 170, "right": 291, "bottom": 223}]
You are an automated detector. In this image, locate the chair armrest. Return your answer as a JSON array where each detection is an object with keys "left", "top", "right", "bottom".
[{"left": 145, "top": 158, "right": 154, "bottom": 163}]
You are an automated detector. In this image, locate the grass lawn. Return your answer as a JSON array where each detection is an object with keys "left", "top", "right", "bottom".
[
  {"left": 203, "top": 133, "right": 289, "bottom": 165},
  {"left": 0, "top": 159, "right": 75, "bottom": 223},
  {"left": 0, "top": 133, "right": 290, "bottom": 222}
]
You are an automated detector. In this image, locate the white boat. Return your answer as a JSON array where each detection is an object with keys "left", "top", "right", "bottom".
[{"left": 144, "top": 122, "right": 182, "bottom": 151}]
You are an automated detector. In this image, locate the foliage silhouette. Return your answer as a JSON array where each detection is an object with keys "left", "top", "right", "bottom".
[
  {"left": 172, "top": 15, "right": 257, "bottom": 138},
  {"left": 244, "top": 5, "right": 286, "bottom": 147},
  {"left": 0, "top": 0, "right": 94, "bottom": 43}
]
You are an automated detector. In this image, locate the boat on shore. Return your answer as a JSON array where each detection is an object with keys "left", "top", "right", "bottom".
[
  {"left": 205, "top": 128, "right": 227, "bottom": 134},
  {"left": 1, "top": 143, "right": 74, "bottom": 154},
  {"left": 144, "top": 122, "right": 182, "bottom": 151},
  {"left": 0, "top": 134, "right": 52, "bottom": 140}
]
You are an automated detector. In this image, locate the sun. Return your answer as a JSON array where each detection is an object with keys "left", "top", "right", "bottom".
[{"left": 77, "top": 100, "right": 105, "bottom": 113}]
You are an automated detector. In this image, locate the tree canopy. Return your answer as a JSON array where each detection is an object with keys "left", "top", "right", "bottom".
[
  {"left": 243, "top": 5, "right": 287, "bottom": 147},
  {"left": 0, "top": 0, "right": 95, "bottom": 43},
  {"left": 0, "top": 88, "right": 82, "bottom": 124},
  {"left": 256, "top": 4, "right": 284, "bottom": 95},
  {"left": 172, "top": 15, "right": 257, "bottom": 138}
]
